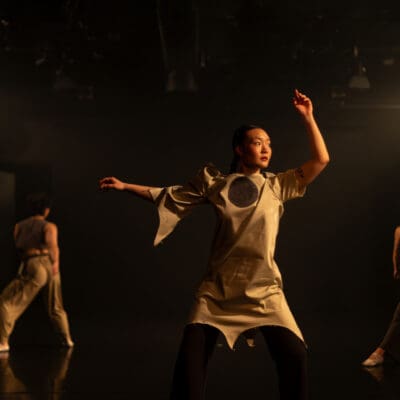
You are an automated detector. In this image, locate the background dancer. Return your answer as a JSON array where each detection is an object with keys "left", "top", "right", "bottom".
[
  {"left": 0, "top": 193, "right": 74, "bottom": 352},
  {"left": 99, "top": 89, "right": 329, "bottom": 400}
]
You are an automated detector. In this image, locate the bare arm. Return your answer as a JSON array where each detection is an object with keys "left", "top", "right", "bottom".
[
  {"left": 13, "top": 224, "right": 20, "bottom": 259},
  {"left": 99, "top": 177, "right": 159, "bottom": 202},
  {"left": 393, "top": 226, "right": 400, "bottom": 279},
  {"left": 13, "top": 223, "right": 19, "bottom": 240},
  {"left": 44, "top": 223, "right": 60, "bottom": 276},
  {"left": 293, "top": 89, "right": 330, "bottom": 187}
]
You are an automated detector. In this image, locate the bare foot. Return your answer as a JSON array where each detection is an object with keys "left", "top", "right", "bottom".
[
  {"left": 362, "top": 347, "right": 385, "bottom": 367},
  {"left": 62, "top": 339, "right": 74, "bottom": 348},
  {"left": 0, "top": 343, "right": 10, "bottom": 352}
]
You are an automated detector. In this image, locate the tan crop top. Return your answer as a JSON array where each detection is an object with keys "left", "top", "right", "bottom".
[{"left": 14, "top": 217, "right": 48, "bottom": 251}]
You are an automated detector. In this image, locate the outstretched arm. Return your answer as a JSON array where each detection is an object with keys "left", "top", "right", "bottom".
[
  {"left": 99, "top": 176, "right": 158, "bottom": 202},
  {"left": 293, "top": 89, "right": 330, "bottom": 187},
  {"left": 44, "top": 223, "right": 60, "bottom": 276},
  {"left": 393, "top": 226, "right": 400, "bottom": 279}
]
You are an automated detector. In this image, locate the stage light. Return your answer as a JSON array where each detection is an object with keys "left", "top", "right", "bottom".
[{"left": 348, "top": 45, "right": 371, "bottom": 90}]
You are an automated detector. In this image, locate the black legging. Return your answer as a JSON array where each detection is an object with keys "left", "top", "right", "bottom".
[{"left": 170, "top": 323, "right": 307, "bottom": 400}]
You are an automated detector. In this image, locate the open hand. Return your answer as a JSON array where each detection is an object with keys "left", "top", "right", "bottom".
[
  {"left": 394, "top": 268, "right": 400, "bottom": 280},
  {"left": 293, "top": 89, "right": 313, "bottom": 117},
  {"left": 99, "top": 176, "right": 125, "bottom": 191}
]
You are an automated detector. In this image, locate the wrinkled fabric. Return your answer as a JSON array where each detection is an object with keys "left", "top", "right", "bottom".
[
  {"left": 151, "top": 163, "right": 306, "bottom": 349},
  {"left": 0, "top": 255, "right": 72, "bottom": 344}
]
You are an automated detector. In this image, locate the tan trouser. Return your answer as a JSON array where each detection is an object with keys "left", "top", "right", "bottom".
[{"left": 0, "top": 255, "right": 72, "bottom": 344}]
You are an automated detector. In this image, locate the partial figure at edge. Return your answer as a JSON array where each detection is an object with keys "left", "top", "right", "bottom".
[
  {"left": 362, "top": 226, "right": 400, "bottom": 367},
  {"left": 0, "top": 193, "right": 74, "bottom": 352}
]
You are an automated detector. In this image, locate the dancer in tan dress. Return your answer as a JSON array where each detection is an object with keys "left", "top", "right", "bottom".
[
  {"left": 362, "top": 226, "right": 400, "bottom": 367},
  {"left": 100, "top": 89, "right": 329, "bottom": 400},
  {"left": 0, "top": 193, "right": 74, "bottom": 352}
]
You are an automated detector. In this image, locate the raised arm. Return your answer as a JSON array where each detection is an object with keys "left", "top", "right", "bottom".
[
  {"left": 99, "top": 176, "right": 159, "bottom": 202},
  {"left": 393, "top": 226, "right": 400, "bottom": 279},
  {"left": 292, "top": 89, "right": 330, "bottom": 187},
  {"left": 44, "top": 222, "right": 60, "bottom": 276}
]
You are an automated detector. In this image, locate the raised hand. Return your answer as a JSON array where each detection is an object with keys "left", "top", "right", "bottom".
[
  {"left": 99, "top": 176, "right": 125, "bottom": 191},
  {"left": 293, "top": 89, "right": 313, "bottom": 117}
]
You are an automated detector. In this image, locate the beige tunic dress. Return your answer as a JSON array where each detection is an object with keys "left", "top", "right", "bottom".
[{"left": 150, "top": 163, "right": 306, "bottom": 350}]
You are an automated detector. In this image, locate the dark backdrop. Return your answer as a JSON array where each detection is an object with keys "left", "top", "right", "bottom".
[{"left": 0, "top": 1, "right": 399, "bottom": 397}]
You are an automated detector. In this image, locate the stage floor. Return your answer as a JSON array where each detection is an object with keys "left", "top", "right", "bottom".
[{"left": 0, "top": 311, "right": 399, "bottom": 400}]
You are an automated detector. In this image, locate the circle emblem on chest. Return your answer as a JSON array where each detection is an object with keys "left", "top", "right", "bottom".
[{"left": 228, "top": 177, "right": 259, "bottom": 208}]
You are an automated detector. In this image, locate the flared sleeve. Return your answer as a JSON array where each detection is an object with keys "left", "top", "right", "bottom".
[
  {"left": 269, "top": 169, "right": 306, "bottom": 203},
  {"left": 150, "top": 163, "right": 223, "bottom": 246}
]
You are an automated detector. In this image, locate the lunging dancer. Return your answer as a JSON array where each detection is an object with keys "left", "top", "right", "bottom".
[
  {"left": 100, "top": 89, "right": 329, "bottom": 399},
  {"left": 0, "top": 193, "right": 74, "bottom": 352}
]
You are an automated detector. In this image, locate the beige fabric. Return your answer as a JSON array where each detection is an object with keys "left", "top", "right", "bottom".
[
  {"left": 0, "top": 255, "right": 72, "bottom": 344},
  {"left": 14, "top": 217, "right": 48, "bottom": 251},
  {"left": 151, "top": 164, "right": 306, "bottom": 350}
]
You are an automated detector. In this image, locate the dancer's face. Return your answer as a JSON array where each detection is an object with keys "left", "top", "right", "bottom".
[{"left": 236, "top": 128, "right": 272, "bottom": 172}]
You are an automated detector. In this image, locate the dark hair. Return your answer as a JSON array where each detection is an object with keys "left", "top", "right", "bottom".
[
  {"left": 26, "top": 192, "right": 52, "bottom": 216},
  {"left": 229, "top": 124, "right": 263, "bottom": 173}
]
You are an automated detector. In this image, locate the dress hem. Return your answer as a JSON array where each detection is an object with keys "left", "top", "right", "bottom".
[{"left": 186, "top": 320, "right": 306, "bottom": 351}]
